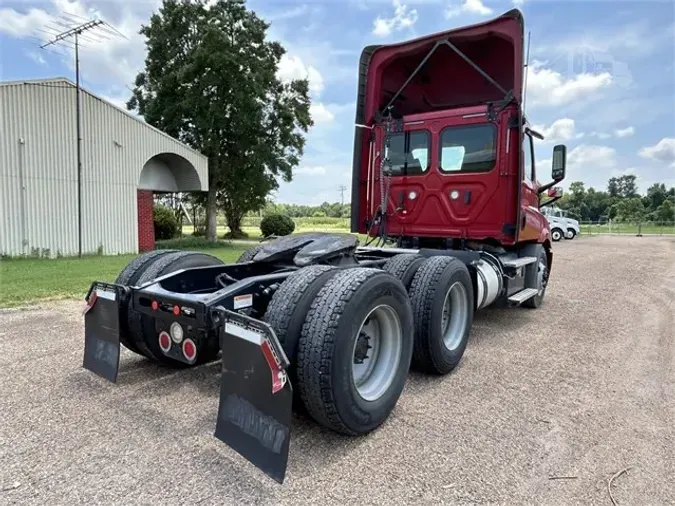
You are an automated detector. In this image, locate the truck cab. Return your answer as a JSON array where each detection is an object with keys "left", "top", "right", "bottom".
[
  {"left": 350, "top": 9, "right": 566, "bottom": 257},
  {"left": 542, "top": 206, "right": 580, "bottom": 241}
]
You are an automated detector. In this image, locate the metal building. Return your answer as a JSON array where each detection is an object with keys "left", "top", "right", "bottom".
[{"left": 0, "top": 77, "right": 208, "bottom": 258}]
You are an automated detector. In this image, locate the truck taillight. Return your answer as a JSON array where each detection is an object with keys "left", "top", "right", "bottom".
[
  {"left": 159, "top": 331, "right": 172, "bottom": 353},
  {"left": 182, "top": 339, "right": 197, "bottom": 362}
]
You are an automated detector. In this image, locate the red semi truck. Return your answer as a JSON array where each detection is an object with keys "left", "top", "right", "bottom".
[{"left": 81, "top": 8, "right": 566, "bottom": 483}]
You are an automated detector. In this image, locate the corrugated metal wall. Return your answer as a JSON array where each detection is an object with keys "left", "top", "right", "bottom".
[{"left": 0, "top": 79, "right": 208, "bottom": 257}]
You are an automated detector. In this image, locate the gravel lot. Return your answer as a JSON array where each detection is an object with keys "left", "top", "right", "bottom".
[{"left": 1, "top": 236, "right": 673, "bottom": 505}]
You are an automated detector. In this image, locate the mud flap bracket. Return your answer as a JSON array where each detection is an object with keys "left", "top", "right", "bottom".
[
  {"left": 214, "top": 309, "right": 293, "bottom": 484},
  {"left": 82, "top": 282, "right": 127, "bottom": 383}
]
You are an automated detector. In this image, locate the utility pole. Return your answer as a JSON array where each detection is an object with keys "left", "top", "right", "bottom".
[
  {"left": 338, "top": 185, "right": 347, "bottom": 206},
  {"left": 39, "top": 16, "right": 123, "bottom": 256},
  {"left": 338, "top": 184, "right": 347, "bottom": 219}
]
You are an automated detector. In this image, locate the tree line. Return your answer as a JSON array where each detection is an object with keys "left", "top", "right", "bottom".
[{"left": 556, "top": 175, "right": 675, "bottom": 223}]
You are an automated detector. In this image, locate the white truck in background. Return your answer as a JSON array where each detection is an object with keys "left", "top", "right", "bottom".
[{"left": 543, "top": 206, "right": 580, "bottom": 241}]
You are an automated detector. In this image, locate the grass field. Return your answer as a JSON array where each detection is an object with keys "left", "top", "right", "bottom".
[
  {"left": 580, "top": 223, "right": 675, "bottom": 235},
  {"left": 10, "top": 216, "right": 669, "bottom": 308},
  {"left": 0, "top": 245, "right": 248, "bottom": 308}
]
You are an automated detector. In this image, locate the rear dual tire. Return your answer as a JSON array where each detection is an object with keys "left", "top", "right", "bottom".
[{"left": 266, "top": 267, "right": 415, "bottom": 436}]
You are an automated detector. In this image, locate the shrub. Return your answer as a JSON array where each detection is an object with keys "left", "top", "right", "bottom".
[
  {"left": 260, "top": 213, "right": 295, "bottom": 238},
  {"left": 153, "top": 204, "right": 179, "bottom": 240},
  {"left": 222, "top": 229, "right": 250, "bottom": 240}
]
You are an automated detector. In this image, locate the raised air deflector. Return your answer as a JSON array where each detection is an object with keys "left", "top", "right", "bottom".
[{"left": 360, "top": 9, "right": 524, "bottom": 120}]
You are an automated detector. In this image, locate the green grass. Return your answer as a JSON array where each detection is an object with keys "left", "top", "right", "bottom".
[
  {"left": 0, "top": 245, "right": 248, "bottom": 308},
  {"left": 580, "top": 223, "right": 675, "bottom": 235}
]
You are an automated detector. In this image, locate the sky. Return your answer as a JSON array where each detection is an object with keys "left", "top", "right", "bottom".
[{"left": 1, "top": 0, "right": 674, "bottom": 205}]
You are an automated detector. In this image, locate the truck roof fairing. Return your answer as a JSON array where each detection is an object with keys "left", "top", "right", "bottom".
[{"left": 358, "top": 8, "right": 524, "bottom": 122}]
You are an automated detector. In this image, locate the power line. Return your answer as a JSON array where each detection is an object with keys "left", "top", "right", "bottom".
[
  {"left": 38, "top": 17, "right": 123, "bottom": 257},
  {"left": 338, "top": 184, "right": 347, "bottom": 210}
]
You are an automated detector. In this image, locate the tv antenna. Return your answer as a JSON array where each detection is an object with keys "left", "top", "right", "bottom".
[{"left": 38, "top": 14, "right": 125, "bottom": 256}]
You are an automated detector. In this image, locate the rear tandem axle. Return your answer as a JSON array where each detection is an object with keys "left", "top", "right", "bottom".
[{"left": 82, "top": 233, "right": 549, "bottom": 483}]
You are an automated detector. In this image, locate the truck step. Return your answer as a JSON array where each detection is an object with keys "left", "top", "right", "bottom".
[
  {"left": 508, "top": 288, "right": 540, "bottom": 304},
  {"left": 502, "top": 256, "right": 537, "bottom": 269}
]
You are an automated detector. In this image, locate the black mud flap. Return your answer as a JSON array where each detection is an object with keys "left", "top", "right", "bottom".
[
  {"left": 82, "top": 282, "right": 126, "bottom": 383},
  {"left": 214, "top": 309, "right": 293, "bottom": 484}
]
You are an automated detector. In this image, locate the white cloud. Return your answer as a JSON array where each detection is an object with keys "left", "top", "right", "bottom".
[
  {"left": 526, "top": 61, "right": 613, "bottom": 107},
  {"left": 638, "top": 138, "right": 675, "bottom": 166},
  {"left": 537, "top": 144, "right": 619, "bottom": 189},
  {"left": 277, "top": 54, "right": 324, "bottom": 97},
  {"left": 310, "top": 103, "right": 335, "bottom": 125},
  {"left": 512, "top": 0, "right": 525, "bottom": 5},
  {"left": 531, "top": 118, "right": 581, "bottom": 143},
  {"left": 0, "top": 0, "right": 152, "bottom": 89},
  {"left": 567, "top": 144, "right": 617, "bottom": 171},
  {"left": 0, "top": 7, "right": 52, "bottom": 37},
  {"left": 614, "top": 126, "right": 635, "bottom": 138},
  {"left": 445, "top": 0, "right": 493, "bottom": 19},
  {"left": 295, "top": 166, "right": 328, "bottom": 176},
  {"left": 26, "top": 50, "right": 47, "bottom": 66},
  {"left": 590, "top": 132, "right": 612, "bottom": 140},
  {"left": 372, "top": 0, "right": 418, "bottom": 37}
]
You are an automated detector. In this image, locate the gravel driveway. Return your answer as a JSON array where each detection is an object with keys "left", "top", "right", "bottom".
[{"left": 1, "top": 236, "right": 673, "bottom": 505}]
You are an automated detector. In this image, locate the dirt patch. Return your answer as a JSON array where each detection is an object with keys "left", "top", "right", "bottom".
[{"left": 1, "top": 236, "right": 673, "bottom": 505}]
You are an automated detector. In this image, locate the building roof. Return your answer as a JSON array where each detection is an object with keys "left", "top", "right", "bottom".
[{"left": 0, "top": 77, "right": 205, "bottom": 159}]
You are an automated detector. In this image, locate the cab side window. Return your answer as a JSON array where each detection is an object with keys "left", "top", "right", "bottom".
[
  {"left": 385, "top": 131, "right": 430, "bottom": 176},
  {"left": 523, "top": 132, "right": 535, "bottom": 183}
]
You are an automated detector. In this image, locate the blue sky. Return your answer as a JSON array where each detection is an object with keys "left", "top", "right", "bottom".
[{"left": 1, "top": 0, "right": 674, "bottom": 204}]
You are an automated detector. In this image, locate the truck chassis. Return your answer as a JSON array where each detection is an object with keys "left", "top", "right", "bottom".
[{"left": 82, "top": 232, "right": 550, "bottom": 483}]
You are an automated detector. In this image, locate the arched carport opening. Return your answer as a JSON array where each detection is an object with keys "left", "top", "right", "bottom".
[{"left": 137, "top": 152, "right": 204, "bottom": 251}]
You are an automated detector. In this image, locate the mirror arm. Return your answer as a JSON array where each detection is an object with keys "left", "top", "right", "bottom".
[
  {"left": 537, "top": 180, "right": 557, "bottom": 194},
  {"left": 539, "top": 195, "right": 561, "bottom": 209},
  {"left": 539, "top": 197, "right": 562, "bottom": 209}
]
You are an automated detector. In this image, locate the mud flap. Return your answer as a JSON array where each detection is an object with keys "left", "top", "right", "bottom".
[
  {"left": 214, "top": 310, "right": 293, "bottom": 484},
  {"left": 82, "top": 283, "right": 125, "bottom": 383}
]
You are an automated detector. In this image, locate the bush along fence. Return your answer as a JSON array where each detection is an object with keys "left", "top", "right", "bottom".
[
  {"left": 241, "top": 216, "right": 351, "bottom": 230},
  {"left": 580, "top": 221, "right": 675, "bottom": 236}
]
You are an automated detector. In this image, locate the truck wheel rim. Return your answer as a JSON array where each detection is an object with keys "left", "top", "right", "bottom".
[
  {"left": 351, "top": 304, "right": 403, "bottom": 402},
  {"left": 441, "top": 282, "right": 469, "bottom": 351},
  {"left": 553, "top": 230, "right": 561, "bottom": 240}
]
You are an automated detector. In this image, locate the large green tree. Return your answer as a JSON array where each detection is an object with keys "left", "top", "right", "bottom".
[{"left": 127, "top": 0, "right": 312, "bottom": 239}]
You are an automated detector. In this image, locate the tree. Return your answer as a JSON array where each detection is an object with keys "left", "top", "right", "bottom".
[
  {"left": 617, "top": 174, "right": 638, "bottom": 198},
  {"left": 128, "top": 0, "right": 312, "bottom": 240},
  {"left": 564, "top": 181, "right": 589, "bottom": 220},
  {"left": 654, "top": 199, "right": 674, "bottom": 223},
  {"left": 607, "top": 177, "right": 620, "bottom": 198},
  {"left": 615, "top": 197, "right": 646, "bottom": 222},
  {"left": 646, "top": 183, "right": 668, "bottom": 212}
]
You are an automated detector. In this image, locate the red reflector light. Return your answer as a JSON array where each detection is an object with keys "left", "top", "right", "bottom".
[
  {"left": 182, "top": 338, "right": 197, "bottom": 362},
  {"left": 151, "top": 301, "right": 159, "bottom": 311},
  {"left": 158, "top": 331, "right": 171, "bottom": 353},
  {"left": 173, "top": 305, "right": 180, "bottom": 316},
  {"left": 261, "top": 340, "right": 286, "bottom": 394},
  {"left": 82, "top": 291, "right": 99, "bottom": 315}
]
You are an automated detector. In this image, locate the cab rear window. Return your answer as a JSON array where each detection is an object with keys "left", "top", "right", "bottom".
[
  {"left": 384, "top": 130, "right": 430, "bottom": 175},
  {"left": 439, "top": 124, "right": 497, "bottom": 173}
]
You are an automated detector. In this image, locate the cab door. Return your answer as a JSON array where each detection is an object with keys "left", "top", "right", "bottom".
[{"left": 518, "top": 131, "right": 548, "bottom": 241}]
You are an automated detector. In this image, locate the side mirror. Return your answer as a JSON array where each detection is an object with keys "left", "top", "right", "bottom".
[
  {"left": 552, "top": 144, "right": 566, "bottom": 181},
  {"left": 547, "top": 186, "right": 563, "bottom": 198}
]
